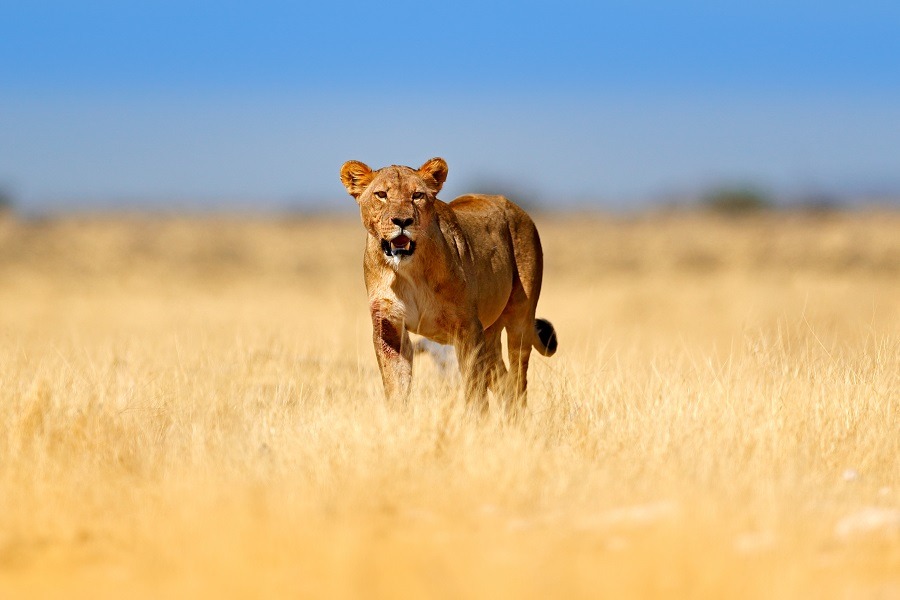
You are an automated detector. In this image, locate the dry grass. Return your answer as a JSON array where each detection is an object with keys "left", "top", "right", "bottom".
[{"left": 0, "top": 211, "right": 898, "bottom": 598}]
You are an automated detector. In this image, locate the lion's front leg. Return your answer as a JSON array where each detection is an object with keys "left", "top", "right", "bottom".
[
  {"left": 371, "top": 306, "right": 413, "bottom": 405},
  {"left": 453, "top": 323, "right": 490, "bottom": 415}
]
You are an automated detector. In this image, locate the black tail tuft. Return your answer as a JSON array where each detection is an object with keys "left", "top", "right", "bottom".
[{"left": 534, "top": 318, "right": 558, "bottom": 357}]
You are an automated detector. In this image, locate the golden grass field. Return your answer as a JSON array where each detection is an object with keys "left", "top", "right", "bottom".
[{"left": 0, "top": 210, "right": 898, "bottom": 598}]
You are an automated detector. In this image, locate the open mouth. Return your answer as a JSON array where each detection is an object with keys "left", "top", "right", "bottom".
[{"left": 381, "top": 234, "right": 416, "bottom": 258}]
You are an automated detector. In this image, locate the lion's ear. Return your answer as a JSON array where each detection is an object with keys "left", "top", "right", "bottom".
[
  {"left": 340, "top": 160, "right": 375, "bottom": 199},
  {"left": 418, "top": 157, "right": 448, "bottom": 194}
]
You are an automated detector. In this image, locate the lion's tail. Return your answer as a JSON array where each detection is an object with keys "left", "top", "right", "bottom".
[{"left": 533, "top": 318, "right": 558, "bottom": 357}]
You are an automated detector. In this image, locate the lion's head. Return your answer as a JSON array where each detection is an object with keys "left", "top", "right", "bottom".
[{"left": 340, "top": 158, "right": 448, "bottom": 265}]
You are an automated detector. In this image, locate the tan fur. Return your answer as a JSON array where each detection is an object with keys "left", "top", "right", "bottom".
[{"left": 340, "top": 157, "right": 557, "bottom": 414}]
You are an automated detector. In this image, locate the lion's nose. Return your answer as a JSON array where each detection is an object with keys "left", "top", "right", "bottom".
[{"left": 391, "top": 217, "right": 414, "bottom": 229}]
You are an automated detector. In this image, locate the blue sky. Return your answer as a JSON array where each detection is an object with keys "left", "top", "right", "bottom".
[{"left": 2, "top": 1, "right": 899, "bottom": 210}]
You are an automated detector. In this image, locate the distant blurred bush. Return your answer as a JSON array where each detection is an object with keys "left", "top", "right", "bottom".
[
  {"left": 702, "top": 186, "right": 772, "bottom": 214},
  {"left": 0, "top": 187, "right": 13, "bottom": 214},
  {"left": 793, "top": 193, "right": 840, "bottom": 214}
]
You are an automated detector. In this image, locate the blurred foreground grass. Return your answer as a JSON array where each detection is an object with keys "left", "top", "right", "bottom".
[{"left": 0, "top": 211, "right": 898, "bottom": 598}]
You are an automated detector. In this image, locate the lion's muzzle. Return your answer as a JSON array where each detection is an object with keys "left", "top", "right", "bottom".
[{"left": 381, "top": 234, "right": 416, "bottom": 258}]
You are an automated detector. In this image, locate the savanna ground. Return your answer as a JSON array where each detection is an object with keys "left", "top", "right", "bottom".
[{"left": 0, "top": 210, "right": 898, "bottom": 598}]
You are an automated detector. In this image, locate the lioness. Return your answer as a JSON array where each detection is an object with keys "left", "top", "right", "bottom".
[{"left": 340, "top": 157, "right": 557, "bottom": 413}]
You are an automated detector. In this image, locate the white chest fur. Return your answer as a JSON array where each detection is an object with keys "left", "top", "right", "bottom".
[{"left": 395, "top": 279, "right": 453, "bottom": 344}]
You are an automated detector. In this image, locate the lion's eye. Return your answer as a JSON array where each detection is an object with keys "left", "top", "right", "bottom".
[
  {"left": 412, "top": 192, "right": 425, "bottom": 200},
  {"left": 374, "top": 191, "right": 387, "bottom": 200}
]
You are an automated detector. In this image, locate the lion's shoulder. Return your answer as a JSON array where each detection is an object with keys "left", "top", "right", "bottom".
[
  {"left": 446, "top": 194, "right": 534, "bottom": 234},
  {"left": 447, "top": 194, "right": 509, "bottom": 214}
]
